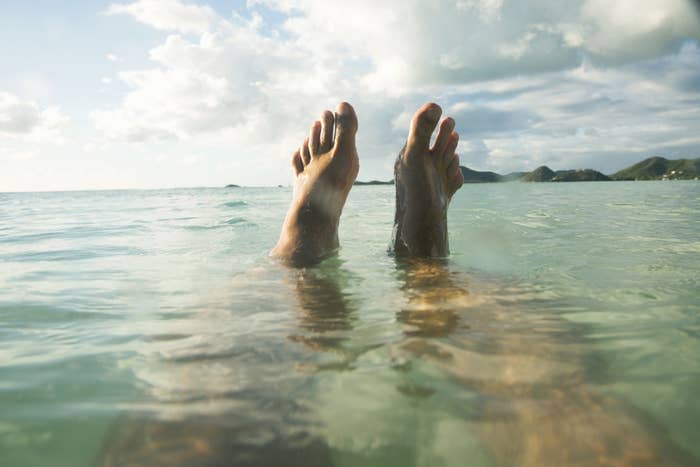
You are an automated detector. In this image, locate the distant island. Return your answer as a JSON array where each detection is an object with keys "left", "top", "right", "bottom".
[
  {"left": 224, "top": 157, "right": 699, "bottom": 187},
  {"left": 354, "top": 180, "right": 394, "bottom": 186},
  {"left": 460, "top": 156, "right": 699, "bottom": 183}
]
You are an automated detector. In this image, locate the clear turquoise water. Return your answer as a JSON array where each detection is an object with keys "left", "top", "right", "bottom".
[{"left": 1, "top": 182, "right": 699, "bottom": 466}]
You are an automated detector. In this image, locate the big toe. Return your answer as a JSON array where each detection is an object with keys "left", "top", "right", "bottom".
[
  {"left": 333, "top": 102, "right": 358, "bottom": 150},
  {"left": 408, "top": 103, "right": 441, "bottom": 150}
]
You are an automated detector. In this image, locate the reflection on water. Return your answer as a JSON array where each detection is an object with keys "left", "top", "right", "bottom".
[
  {"left": 288, "top": 261, "right": 356, "bottom": 357},
  {"left": 391, "top": 260, "right": 695, "bottom": 467},
  {"left": 99, "top": 258, "right": 695, "bottom": 467}
]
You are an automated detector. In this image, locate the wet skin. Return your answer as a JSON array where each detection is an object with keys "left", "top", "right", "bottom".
[
  {"left": 271, "top": 102, "right": 359, "bottom": 266},
  {"left": 272, "top": 102, "right": 464, "bottom": 266},
  {"left": 391, "top": 103, "right": 464, "bottom": 257}
]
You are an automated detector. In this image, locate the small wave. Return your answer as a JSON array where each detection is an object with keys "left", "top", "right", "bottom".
[
  {"left": 512, "top": 221, "right": 551, "bottom": 229},
  {"left": 182, "top": 216, "right": 252, "bottom": 230},
  {"left": 1, "top": 246, "right": 146, "bottom": 262},
  {"left": 157, "top": 216, "right": 197, "bottom": 222},
  {"left": 224, "top": 217, "right": 247, "bottom": 225},
  {"left": 222, "top": 200, "right": 248, "bottom": 208},
  {"left": 0, "top": 302, "right": 118, "bottom": 323},
  {"left": 0, "top": 225, "right": 146, "bottom": 245}
]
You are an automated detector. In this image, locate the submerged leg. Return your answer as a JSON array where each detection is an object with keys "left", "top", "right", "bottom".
[
  {"left": 271, "top": 102, "right": 359, "bottom": 267},
  {"left": 393, "top": 261, "right": 695, "bottom": 467}
]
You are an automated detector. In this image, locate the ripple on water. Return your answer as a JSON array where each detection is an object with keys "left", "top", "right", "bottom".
[
  {"left": 0, "top": 225, "right": 146, "bottom": 245},
  {"left": 0, "top": 303, "right": 119, "bottom": 327},
  {"left": 224, "top": 217, "right": 250, "bottom": 226},
  {"left": 221, "top": 200, "right": 248, "bottom": 208},
  {"left": 1, "top": 245, "right": 146, "bottom": 262},
  {"left": 1, "top": 184, "right": 699, "bottom": 466},
  {"left": 183, "top": 217, "right": 255, "bottom": 230}
]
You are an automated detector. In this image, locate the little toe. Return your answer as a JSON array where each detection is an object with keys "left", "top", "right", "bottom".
[
  {"left": 309, "top": 121, "right": 321, "bottom": 157},
  {"left": 319, "top": 110, "right": 335, "bottom": 153},
  {"left": 407, "top": 103, "right": 441, "bottom": 151},
  {"left": 431, "top": 117, "right": 455, "bottom": 156},
  {"left": 300, "top": 137, "right": 311, "bottom": 166},
  {"left": 292, "top": 149, "right": 303, "bottom": 175},
  {"left": 447, "top": 154, "right": 464, "bottom": 193}
]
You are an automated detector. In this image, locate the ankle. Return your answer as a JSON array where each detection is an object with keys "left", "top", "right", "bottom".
[
  {"left": 272, "top": 201, "right": 340, "bottom": 265},
  {"left": 391, "top": 183, "right": 449, "bottom": 258}
]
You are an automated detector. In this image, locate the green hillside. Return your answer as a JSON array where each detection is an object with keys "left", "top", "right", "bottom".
[
  {"left": 521, "top": 166, "right": 555, "bottom": 182},
  {"left": 612, "top": 157, "right": 700, "bottom": 180},
  {"left": 552, "top": 169, "right": 610, "bottom": 182},
  {"left": 460, "top": 166, "right": 503, "bottom": 183}
]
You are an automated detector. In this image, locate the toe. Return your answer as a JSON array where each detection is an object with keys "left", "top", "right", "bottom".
[
  {"left": 333, "top": 102, "right": 358, "bottom": 150},
  {"left": 443, "top": 131, "right": 459, "bottom": 166},
  {"left": 431, "top": 117, "right": 455, "bottom": 156},
  {"left": 319, "top": 110, "right": 335, "bottom": 153},
  {"left": 309, "top": 121, "right": 321, "bottom": 157},
  {"left": 408, "top": 103, "right": 441, "bottom": 150},
  {"left": 291, "top": 149, "right": 303, "bottom": 175},
  {"left": 300, "top": 137, "right": 311, "bottom": 166},
  {"left": 447, "top": 154, "right": 464, "bottom": 193}
]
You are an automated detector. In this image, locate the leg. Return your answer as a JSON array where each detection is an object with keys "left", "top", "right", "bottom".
[
  {"left": 391, "top": 103, "right": 464, "bottom": 257},
  {"left": 393, "top": 262, "right": 695, "bottom": 467},
  {"left": 271, "top": 102, "right": 359, "bottom": 266}
]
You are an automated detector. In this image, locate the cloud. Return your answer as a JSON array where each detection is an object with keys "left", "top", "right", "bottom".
[
  {"left": 93, "top": 0, "right": 700, "bottom": 182},
  {"left": 0, "top": 92, "right": 69, "bottom": 141},
  {"left": 256, "top": 0, "right": 700, "bottom": 87},
  {"left": 92, "top": 5, "right": 362, "bottom": 145},
  {"left": 93, "top": 67, "right": 236, "bottom": 141},
  {"left": 104, "top": 0, "right": 218, "bottom": 35},
  {"left": 444, "top": 43, "right": 700, "bottom": 173}
]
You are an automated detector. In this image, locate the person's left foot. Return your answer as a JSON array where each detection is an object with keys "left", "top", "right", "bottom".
[{"left": 271, "top": 102, "right": 359, "bottom": 266}]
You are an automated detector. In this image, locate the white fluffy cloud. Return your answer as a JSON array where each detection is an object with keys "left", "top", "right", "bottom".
[
  {"left": 256, "top": 0, "right": 700, "bottom": 85},
  {"left": 105, "top": 0, "right": 218, "bottom": 34},
  {"left": 93, "top": 0, "right": 700, "bottom": 180},
  {"left": 0, "top": 92, "right": 69, "bottom": 141}
]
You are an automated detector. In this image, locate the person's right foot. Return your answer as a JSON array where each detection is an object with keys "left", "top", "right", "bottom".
[{"left": 390, "top": 103, "right": 464, "bottom": 257}]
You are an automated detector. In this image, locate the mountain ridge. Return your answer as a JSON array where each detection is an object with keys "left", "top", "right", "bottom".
[{"left": 458, "top": 156, "right": 699, "bottom": 183}]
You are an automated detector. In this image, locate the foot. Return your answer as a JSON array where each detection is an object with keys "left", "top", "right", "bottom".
[
  {"left": 271, "top": 102, "right": 359, "bottom": 266},
  {"left": 390, "top": 103, "right": 464, "bottom": 257}
]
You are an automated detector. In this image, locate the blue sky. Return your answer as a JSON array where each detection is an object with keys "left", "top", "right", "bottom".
[{"left": 1, "top": 0, "right": 699, "bottom": 191}]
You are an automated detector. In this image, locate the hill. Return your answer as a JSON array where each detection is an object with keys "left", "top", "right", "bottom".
[
  {"left": 354, "top": 180, "right": 394, "bottom": 186},
  {"left": 502, "top": 171, "right": 528, "bottom": 181},
  {"left": 612, "top": 157, "right": 700, "bottom": 180},
  {"left": 460, "top": 166, "right": 504, "bottom": 183},
  {"left": 521, "top": 166, "right": 555, "bottom": 182},
  {"left": 552, "top": 169, "right": 610, "bottom": 182}
]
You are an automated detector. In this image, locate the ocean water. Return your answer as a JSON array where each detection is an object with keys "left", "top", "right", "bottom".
[{"left": 1, "top": 181, "right": 699, "bottom": 467}]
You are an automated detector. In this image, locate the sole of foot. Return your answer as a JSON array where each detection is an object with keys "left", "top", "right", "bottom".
[
  {"left": 271, "top": 102, "right": 359, "bottom": 266},
  {"left": 391, "top": 102, "right": 464, "bottom": 257}
]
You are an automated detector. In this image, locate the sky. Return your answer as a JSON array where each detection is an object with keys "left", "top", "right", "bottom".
[{"left": 1, "top": 0, "right": 700, "bottom": 191}]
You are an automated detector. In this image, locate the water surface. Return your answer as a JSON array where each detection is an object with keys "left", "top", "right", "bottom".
[{"left": 1, "top": 182, "right": 699, "bottom": 466}]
